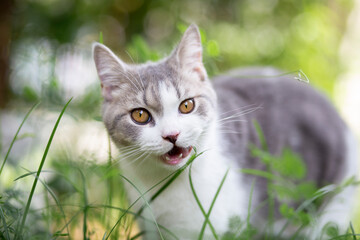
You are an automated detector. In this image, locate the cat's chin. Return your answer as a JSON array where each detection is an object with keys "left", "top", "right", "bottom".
[{"left": 160, "top": 146, "right": 193, "bottom": 166}]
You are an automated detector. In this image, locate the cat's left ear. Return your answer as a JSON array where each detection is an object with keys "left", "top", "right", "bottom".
[
  {"left": 173, "top": 24, "right": 207, "bottom": 81},
  {"left": 93, "top": 42, "right": 128, "bottom": 101}
]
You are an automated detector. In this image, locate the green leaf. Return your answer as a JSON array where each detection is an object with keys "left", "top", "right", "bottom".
[
  {"left": 227, "top": 216, "right": 242, "bottom": 233},
  {"left": 270, "top": 184, "right": 296, "bottom": 200},
  {"left": 279, "top": 203, "right": 295, "bottom": 219},
  {"left": 240, "top": 168, "right": 282, "bottom": 182},
  {"left": 324, "top": 223, "right": 339, "bottom": 238},
  {"left": 252, "top": 120, "right": 268, "bottom": 151},
  {"left": 295, "top": 182, "right": 317, "bottom": 200},
  {"left": 272, "top": 148, "right": 306, "bottom": 180},
  {"left": 99, "top": 31, "right": 103, "bottom": 44},
  {"left": 249, "top": 144, "right": 276, "bottom": 165},
  {"left": 22, "top": 86, "right": 39, "bottom": 102},
  {"left": 206, "top": 40, "right": 220, "bottom": 57},
  {"left": 127, "top": 35, "right": 160, "bottom": 62}
]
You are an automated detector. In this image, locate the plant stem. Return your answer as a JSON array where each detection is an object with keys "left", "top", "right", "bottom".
[{"left": 16, "top": 98, "right": 71, "bottom": 239}]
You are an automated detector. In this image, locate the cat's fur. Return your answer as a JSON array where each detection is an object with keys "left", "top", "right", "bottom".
[{"left": 93, "top": 24, "right": 358, "bottom": 239}]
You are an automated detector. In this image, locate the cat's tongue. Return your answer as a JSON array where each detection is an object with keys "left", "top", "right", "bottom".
[{"left": 161, "top": 146, "right": 193, "bottom": 165}]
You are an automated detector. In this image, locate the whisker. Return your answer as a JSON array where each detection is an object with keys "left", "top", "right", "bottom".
[
  {"left": 136, "top": 151, "right": 152, "bottom": 169},
  {"left": 117, "top": 71, "right": 142, "bottom": 92},
  {"left": 218, "top": 104, "right": 260, "bottom": 116},
  {"left": 217, "top": 106, "right": 262, "bottom": 123}
]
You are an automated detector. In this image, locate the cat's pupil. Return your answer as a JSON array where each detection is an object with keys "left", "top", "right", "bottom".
[
  {"left": 179, "top": 98, "right": 195, "bottom": 114},
  {"left": 131, "top": 108, "right": 151, "bottom": 124}
]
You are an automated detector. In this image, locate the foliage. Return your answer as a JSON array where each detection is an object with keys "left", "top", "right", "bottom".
[
  {"left": 1, "top": 0, "right": 359, "bottom": 239},
  {"left": 233, "top": 121, "right": 359, "bottom": 240},
  {"left": 1, "top": 106, "right": 359, "bottom": 239},
  {"left": 9, "top": 0, "right": 354, "bottom": 102}
]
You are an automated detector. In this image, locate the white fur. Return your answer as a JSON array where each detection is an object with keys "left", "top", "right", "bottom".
[
  {"left": 121, "top": 84, "right": 248, "bottom": 239},
  {"left": 95, "top": 25, "right": 358, "bottom": 239},
  {"left": 307, "top": 129, "right": 358, "bottom": 239}
]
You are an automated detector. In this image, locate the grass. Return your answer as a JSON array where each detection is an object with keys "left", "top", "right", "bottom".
[{"left": 0, "top": 103, "right": 359, "bottom": 240}]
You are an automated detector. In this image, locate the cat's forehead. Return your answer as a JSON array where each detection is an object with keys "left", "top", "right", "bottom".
[
  {"left": 134, "top": 61, "right": 201, "bottom": 96},
  {"left": 136, "top": 62, "right": 177, "bottom": 87}
]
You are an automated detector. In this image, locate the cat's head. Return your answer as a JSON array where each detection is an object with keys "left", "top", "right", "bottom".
[{"left": 93, "top": 24, "right": 217, "bottom": 168}]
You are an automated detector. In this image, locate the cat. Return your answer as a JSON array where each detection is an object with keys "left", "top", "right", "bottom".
[{"left": 93, "top": 24, "right": 358, "bottom": 239}]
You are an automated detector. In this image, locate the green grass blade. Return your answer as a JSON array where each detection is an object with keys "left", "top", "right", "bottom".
[
  {"left": 15, "top": 167, "right": 83, "bottom": 194},
  {"left": 13, "top": 169, "right": 52, "bottom": 181},
  {"left": 130, "top": 230, "right": 146, "bottom": 240},
  {"left": 252, "top": 120, "right": 267, "bottom": 151},
  {"left": 328, "top": 234, "right": 360, "bottom": 240},
  {"left": 107, "top": 151, "right": 202, "bottom": 239},
  {"left": 0, "top": 205, "right": 10, "bottom": 240},
  {"left": 91, "top": 204, "right": 178, "bottom": 240},
  {"left": 246, "top": 180, "right": 256, "bottom": 229},
  {"left": 19, "top": 169, "right": 70, "bottom": 240},
  {"left": 16, "top": 98, "right": 72, "bottom": 239},
  {"left": 147, "top": 150, "right": 202, "bottom": 207},
  {"left": 77, "top": 168, "right": 88, "bottom": 240},
  {"left": 240, "top": 168, "right": 283, "bottom": 182},
  {"left": 276, "top": 184, "right": 339, "bottom": 238},
  {"left": 57, "top": 208, "right": 83, "bottom": 236},
  {"left": 198, "top": 169, "right": 229, "bottom": 240},
  {"left": 136, "top": 150, "right": 202, "bottom": 216},
  {"left": 188, "top": 163, "right": 218, "bottom": 238},
  {"left": 0, "top": 102, "right": 40, "bottom": 177},
  {"left": 102, "top": 135, "right": 114, "bottom": 235},
  {"left": 109, "top": 174, "right": 164, "bottom": 240},
  {"left": 349, "top": 222, "right": 357, "bottom": 240}
]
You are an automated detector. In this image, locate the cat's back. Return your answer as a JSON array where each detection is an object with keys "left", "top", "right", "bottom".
[{"left": 212, "top": 67, "right": 348, "bottom": 186}]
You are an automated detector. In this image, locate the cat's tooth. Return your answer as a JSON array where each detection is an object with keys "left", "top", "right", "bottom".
[
  {"left": 166, "top": 156, "right": 170, "bottom": 161},
  {"left": 179, "top": 153, "right": 183, "bottom": 158}
]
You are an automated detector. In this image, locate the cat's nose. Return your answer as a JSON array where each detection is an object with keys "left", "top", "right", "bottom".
[{"left": 162, "top": 133, "right": 179, "bottom": 144}]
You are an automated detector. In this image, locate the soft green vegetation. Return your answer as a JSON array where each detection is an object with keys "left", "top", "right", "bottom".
[
  {"left": 8, "top": 0, "right": 355, "bottom": 103},
  {"left": 0, "top": 104, "right": 359, "bottom": 239},
  {"left": 1, "top": 0, "right": 359, "bottom": 239}
]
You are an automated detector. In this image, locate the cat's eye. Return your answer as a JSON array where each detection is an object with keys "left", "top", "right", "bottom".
[
  {"left": 131, "top": 108, "right": 151, "bottom": 124},
  {"left": 179, "top": 98, "right": 195, "bottom": 114}
]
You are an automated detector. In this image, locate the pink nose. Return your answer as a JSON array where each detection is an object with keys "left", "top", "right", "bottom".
[{"left": 162, "top": 133, "right": 179, "bottom": 144}]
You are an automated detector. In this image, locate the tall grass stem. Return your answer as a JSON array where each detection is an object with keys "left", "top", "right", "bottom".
[
  {"left": 16, "top": 98, "right": 72, "bottom": 239},
  {"left": 0, "top": 102, "right": 40, "bottom": 176}
]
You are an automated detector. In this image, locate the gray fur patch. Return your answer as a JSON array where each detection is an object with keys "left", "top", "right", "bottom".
[{"left": 213, "top": 67, "right": 347, "bottom": 219}]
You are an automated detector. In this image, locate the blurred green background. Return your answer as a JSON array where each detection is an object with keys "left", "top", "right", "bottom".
[
  {"left": 0, "top": 0, "right": 356, "bottom": 106},
  {"left": 0, "top": 0, "right": 359, "bottom": 239}
]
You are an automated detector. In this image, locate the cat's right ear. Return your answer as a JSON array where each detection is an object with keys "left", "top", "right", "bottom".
[
  {"left": 93, "top": 43, "right": 127, "bottom": 101},
  {"left": 172, "top": 24, "right": 207, "bottom": 81}
]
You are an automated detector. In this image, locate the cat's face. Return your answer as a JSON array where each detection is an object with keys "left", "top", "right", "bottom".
[{"left": 93, "top": 24, "right": 216, "bottom": 168}]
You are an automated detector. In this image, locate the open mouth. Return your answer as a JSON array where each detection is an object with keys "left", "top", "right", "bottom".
[{"left": 161, "top": 146, "right": 193, "bottom": 165}]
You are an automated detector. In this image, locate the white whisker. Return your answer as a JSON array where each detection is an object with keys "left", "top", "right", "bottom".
[{"left": 218, "top": 104, "right": 260, "bottom": 116}]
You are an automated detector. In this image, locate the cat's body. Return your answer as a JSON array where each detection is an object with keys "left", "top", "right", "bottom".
[{"left": 93, "top": 25, "right": 357, "bottom": 239}]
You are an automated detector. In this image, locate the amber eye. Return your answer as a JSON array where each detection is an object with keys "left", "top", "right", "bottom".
[
  {"left": 179, "top": 98, "right": 195, "bottom": 114},
  {"left": 131, "top": 109, "right": 151, "bottom": 124}
]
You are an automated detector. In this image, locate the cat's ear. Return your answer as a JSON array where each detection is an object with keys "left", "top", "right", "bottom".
[
  {"left": 93, "top": 42, "right": 127, "bottom": 101},
  {"left": 174, "top": 24, "right": 207, "bottom": 81}
]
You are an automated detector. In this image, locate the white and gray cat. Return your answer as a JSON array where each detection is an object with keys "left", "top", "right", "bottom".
[{"left": 93, "top": 24, "right": 358, "bottom": 239}]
